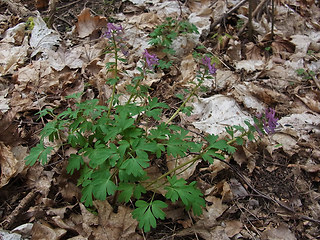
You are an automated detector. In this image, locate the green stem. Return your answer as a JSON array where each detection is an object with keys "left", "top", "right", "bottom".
[
  {"left": 146, "top": 129, "right": 253, "bottom": 190},
  {"left": 165, "top": 77, "right": 203, "bottom": 125},
  {"left": 107, "top": 33, "right": 119, "bottom": 119},
  {"left": 227, "top": 130, "right": 251, "bottom": 145},
  {"left": 145, "top": 154, "right": 202, "bottom": 190}
]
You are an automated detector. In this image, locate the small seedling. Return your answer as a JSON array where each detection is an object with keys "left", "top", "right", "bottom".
[{"left": 296, "top": 68, "right": 315, "bottom": 80}]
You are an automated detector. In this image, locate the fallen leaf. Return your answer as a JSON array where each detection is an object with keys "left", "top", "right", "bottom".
[
  {"left": 0, "top": 89, "right": 10, "bottom": 114},
  {"left": 0, "top": 142, "right": 19, "bottom": 188},
  {"left": 31, "top": 222, "right": 66, "bottom": 240},
  {"left": 235, "top": 60, "right": 265, "bottom": 72},
  {"left": 93, "top": 200, "right": 142, "bottom": 240},
  {"left": 261, "top": 224, "right": 297, "bottom": 240},
  {"left": 288, "top": 164, "right": 320, "bottom": 173},
  {"left": 192, "top": 94, "right": 252, "bottom": 135},
  {"left": 203, "top": 196, "right": 228, "bottom": 225},
  {"left": 46, "top": 47, "right": 84, "bottom": 71},
  {"left": 225, "top": 220, "right": 243, "bottom": 238},
  {"left": 229, "top": 178, "right": 248, "bottom": 198},
  {"left": 30, "top": 14, "right": 60, "bottom": 57},
  {"left": 1, "top": 22, "right": 25, "bottom": 45},
  {"left": 0, "top": 37, "right": 29, "bottom": 75},
  {"left": 76, "top": 8, "right": 108, "bottom": 38},
  {"left": 278, "top": 112, "right": 320, "bottom": 141}
]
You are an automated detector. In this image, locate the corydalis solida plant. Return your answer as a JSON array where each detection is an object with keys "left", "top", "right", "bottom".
[{"left": 25, "top": 21, "right": 279, "bottom": 233}]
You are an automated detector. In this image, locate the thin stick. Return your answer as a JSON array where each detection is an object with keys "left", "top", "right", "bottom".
[
  {"left": 237, "top": 0, "right": 270, "bottom": 37},
  {"left": 210, "top": 0, "right": 248, "bottom": 31}
]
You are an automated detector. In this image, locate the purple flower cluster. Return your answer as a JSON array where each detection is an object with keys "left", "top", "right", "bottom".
[
  {"left": 144, "top": 49, "right": 159, "bottom": 69},
  {"left": 255, "top": 108, "right": 279, "bottom": 135},
  {"left": 103, "top": 23, "right": 129, "bottom": 56},
  {"left": 202, "top": 56, "right": 217, "bottom": 75},
  {"left": 103, "top": 23, "right": 123, "bottom": 39}
]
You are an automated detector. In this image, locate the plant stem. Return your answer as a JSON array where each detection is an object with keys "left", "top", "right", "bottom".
[
  {"left": 145, "top": 154, "right": 202, "bottom": 190},
  {"left": 107, "top": 33, "right": 118, "bottom": 119},
  {"left": 165, "top": 78, "right": 203, "bottom": 125}
]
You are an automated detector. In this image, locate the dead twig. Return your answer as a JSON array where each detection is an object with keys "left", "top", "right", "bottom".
[
  {"left": 210, "top": 0, "right": 248, "bottom": 31},
  {"left": 0, "top": 189, "right": 38, "bottom": 229},
  {"left": 237, "top": 0, "right": 270, "bottom": 37}
]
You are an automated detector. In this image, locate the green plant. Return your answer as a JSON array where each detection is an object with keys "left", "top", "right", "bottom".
[
  {"left": 148, "top": 17, "right": 199, "bottom": 69},
  {"left": 296, "top": 68, "right": 315, "bottom": 80},
  {"left": 25, "top": 22, "right": 278, "bottom": 233}
]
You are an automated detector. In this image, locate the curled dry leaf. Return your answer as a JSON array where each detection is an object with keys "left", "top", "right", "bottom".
[{"left": 1, "top": 22, "right": 25, "bottom": 45}]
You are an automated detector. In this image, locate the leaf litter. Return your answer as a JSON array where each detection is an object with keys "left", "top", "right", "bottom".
[{"left": 0, "top": 0, "right": 320, "bottom": 239}]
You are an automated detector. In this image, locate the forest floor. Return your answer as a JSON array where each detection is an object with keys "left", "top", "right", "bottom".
[{"left": 0, "top": 0, "right": 320, "bottom": 239}]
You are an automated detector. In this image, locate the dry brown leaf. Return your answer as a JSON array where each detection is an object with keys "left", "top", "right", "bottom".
[
  {"left": 261, "top": 224, "right": 297, "bottom": 240},
  {"left": 203, "top": 196, "right": 228, "bottom": 224},
  {"left": 35, "top": 0, "right": 49, "bottom": 10},
  {"left": 1, "top": 22, "right": 25, "bottom": 45},
  {"left": 31, "top": 222, "right": 66, "bottom": 240},
  {"left": 76, "top": 8, "right": 108, "bottom": 38},
  {"left": 247, "top": 82, "right": 290, "bottom": 105},
  {"left": 46, "top": 47, "right": 84, "bottom": 71},
  {"left": 0, "top": 142, "right": 19, "bottom": 188},
  {"left": 34, "top": 171, "right": 54, "bottom": 197},
  {"left": 288, "top": 164, "right": 320, "bottom": 173},
  {"left": 229, "top": 178, "right": 248, "bottom": 198},
  {"left": 0, "top": 89, "right": 10, "bottom": 114},
  {"left": 128, "top": 12, "right": 160, "bottom": 30},
  {"left": 0, "top": 37, "right": 28, "bottom": 75},
  {"left": 202, "top": 159, "right": 228, "bottom": 179},
  {"left": 225, "top": 220, "right": 243, "bottom": 238},
  {"left": 15, "top": 60, "right": 57, "bottom": 92},
  {"left": 245, "top": 42, "right": 265, "bottom": 60},
  {"left": 294, "top": 89, "right": 320, "bottom": 113},
  {"left": 93, "top": 200, "right": 142, "bottom": 240},
  {"left": 180, "top": 54, "right": 197, "bottom": 85}
]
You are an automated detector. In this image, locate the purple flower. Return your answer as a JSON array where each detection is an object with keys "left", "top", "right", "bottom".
[
  {"left": 254, "top": 108, "right": 279, "bottom": 135},
  {"left": 202, "top": 56, "right": 217, "bottom": 75},
  {"left": 104, "top": 23, "right": 123, "bottom": 39},
  {"left": 144, "top": 49, "right": 159, "bottom": 69},
  {"left": 264, "top": 108, "right": 278, "bottom": 133}
]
